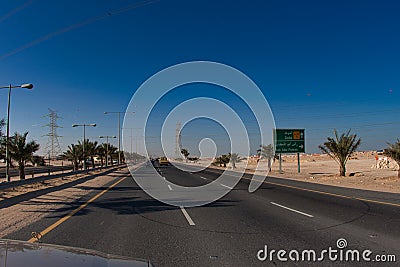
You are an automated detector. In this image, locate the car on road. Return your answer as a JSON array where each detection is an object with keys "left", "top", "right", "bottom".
[{"left": 158, "top": 157, "right": 169, "bottom": 166}]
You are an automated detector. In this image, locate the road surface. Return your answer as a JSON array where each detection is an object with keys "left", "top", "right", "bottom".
[{"left": 5, "top": 163, "right": 400, "bottom": 266}]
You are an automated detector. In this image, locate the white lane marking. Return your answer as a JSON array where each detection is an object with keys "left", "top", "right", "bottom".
[
  {"left": 168, "top": 185, "right": 172, "bottom": 190},
  {"left": 163, "top": 176, "right": 166, "bottom": 180},
  {"left": 220, "top": 184, "right": 233, "bottom": 190},
  {"left": 200, "top": 176, "right": 207, "bottom": 180},
  {"left": 270, "top": 202, "right": 314, "bottom": 218},
  {"left": 180, "top": 207, "right": 195, "bottom": 226}
]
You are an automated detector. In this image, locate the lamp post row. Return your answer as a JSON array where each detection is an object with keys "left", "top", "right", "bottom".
[
  {"left": 0, "top": 83, "right": 135, "bottom": 179},
  {"left": 68, "top": 112, "right": 134, "bottom": 170},
  {"left": 0, "top": 83, "right": 33, "bottom": 182}
]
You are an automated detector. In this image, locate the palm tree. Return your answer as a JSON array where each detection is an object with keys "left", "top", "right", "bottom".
[
  {"left": 319, "top": 129, "right": 361, "bottom": 176},
  {"left": 76, "top": 139, "right": 98, "bottom": 168},
  {"left": 7, "top": 132, "right": 40, "bottom": 180},
  {"left": 383, "top": 139, "right": 400, "bottom": 178},
  {"left": 213, "top": 156, "right": 224, "bottom": 167},
  {"left": 222, "top": 154, "right": 230, "bottom": 167},
  {"left": 63, "top": 144, "right": 81, "bottom": 171},
  {"left": 31, "top": 155, "right": 45, "bottom": 166},
  {"left": 181, "top": 148, "right": 190, "bottom": 162},
  {"left": 228, "top": 153, "right": 242, "bottom": 169},
  {"left": 96, "top": 143, "right": 107, "bottom": 167},
  {"left": 213, "top": 154, "right": 230, "bottom": 167},
  {"left": 85, "top": 140, "right": 98, "bottom": 168},
  {"left": 108, "top": 144, "right": 118, "bottom": 166},
  {"left": 117, "top": 150, "right": 125, "bottom": 163},
  {"left": 257, "top": 144, "right": 274, "bottom": 171}
]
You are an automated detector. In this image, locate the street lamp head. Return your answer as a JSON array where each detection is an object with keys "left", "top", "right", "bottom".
[
  {"left": 21, "top": 83, "right": 33, "bottom": 89},
  {"left": 72, "top": 124, "right": 78, "bottom": 127},
  {"left": 104, "top": 112, "right": 108, "bottom": 114},
  {"left": 90, "top": 124, "right": 96, "bottom": 127},
  {"left": 112, "top": 136, "right": 117, "bottom": 138},
  {"left": 99, "top": 136, "right": 104, "bottom": 138}
]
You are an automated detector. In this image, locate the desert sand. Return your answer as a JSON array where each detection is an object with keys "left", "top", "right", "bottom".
[{"left": 183, "top": 152, "right": 400, "bottom": 194}]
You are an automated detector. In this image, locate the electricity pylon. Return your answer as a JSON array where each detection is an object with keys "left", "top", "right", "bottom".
[{"left": 43, "top": 108, "right": 62, "bottom": 159}]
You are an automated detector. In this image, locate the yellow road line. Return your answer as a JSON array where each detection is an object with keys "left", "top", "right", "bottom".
[
  {"left": 28, "top": 176, "right": 126, "bottom": 243},
  {"left": 205, "top": 169, "right": 400, "bottom": 208}
]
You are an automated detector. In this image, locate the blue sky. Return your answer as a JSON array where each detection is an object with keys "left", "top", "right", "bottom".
[{"left": 0, "top": 0, "right": 399, "bottom": 156}]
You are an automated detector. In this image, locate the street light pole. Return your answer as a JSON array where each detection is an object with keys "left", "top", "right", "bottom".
[
  {"left": 132, "top": 128, "right": 142, "bottom": 155},
  {"left": 0, "top": 83, "right": 33, "bottom": 182},
  {"left": 83, "top": 125, "right": 86, "bottom": 170},
  {"left": 104, "top": 111, "right": 134, "bottom": 165},
  {"left": 5, "top": 85, "right": 12, "bottom": 181},
  {"left": 122, "top": 127, "right": 141, "bottom": 155},
  {"left": 72, "top": 123, "right": 96, "bottom": 170},
  {"left": 118, "top": 112, "right": 121, "bottom": 164}
]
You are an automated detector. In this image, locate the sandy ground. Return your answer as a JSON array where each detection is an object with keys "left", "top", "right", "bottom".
[
  {"left": 180, "top": 152, "right": 400, "bottom": 193},
  {"left": 0, "top": 167, "right": 127, "bottom": 238}
]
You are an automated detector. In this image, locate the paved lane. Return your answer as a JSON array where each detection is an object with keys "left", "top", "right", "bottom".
[{"left": 6, "top": 164, "right": 400, "bottom": 266}]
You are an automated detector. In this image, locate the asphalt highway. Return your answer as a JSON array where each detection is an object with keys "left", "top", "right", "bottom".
[{"left": 5, "top": 162, "right": 400, "bottom": 266}]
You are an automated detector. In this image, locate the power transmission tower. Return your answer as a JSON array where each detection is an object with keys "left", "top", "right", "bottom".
[
  {"left": 43, "top": 108, "right": 62, "bottom": 159},
  {"left": 175, "top": 123, "right": 182, "bottom": 158}
]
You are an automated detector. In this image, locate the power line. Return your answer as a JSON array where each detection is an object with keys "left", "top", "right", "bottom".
[
  {"left": 0, "top": 0, "right": 32, "bottom": 23},
  {"left": 0, "top": 0, "right": 159, "bottom": 61}
]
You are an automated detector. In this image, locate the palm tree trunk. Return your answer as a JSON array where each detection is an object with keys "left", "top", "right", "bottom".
[
  {"left": 339, "top": 163, "right": 346, "bottom": 176},
  {"left": 91, "top": 156, "right": 95, "bottom": 168},
  {"left": 110, "top": 155, "right": 114, "bottom": 166},
  {"left": 232, "top": 161, "right": 236, "bottom": 169},
  {"left": 18, "top": 162, "right": 25, "bottom": 180}
]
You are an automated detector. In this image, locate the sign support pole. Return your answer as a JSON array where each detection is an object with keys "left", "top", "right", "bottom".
[
  {"left": 297, "top": 152, "right": 300, "bottom": 173},
  {"left": 279, "top": 153, "right": 282, "bottom": 174}
]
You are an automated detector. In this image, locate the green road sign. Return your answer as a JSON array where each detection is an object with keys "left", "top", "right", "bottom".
[{"left": 274, "top": 129, "right": 305, "bottom": 153}]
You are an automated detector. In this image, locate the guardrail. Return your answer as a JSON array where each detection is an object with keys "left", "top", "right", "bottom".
[
  {"left": 0, "top": 164, "right": 124, "bottom": 191},
  {"left": 0, "top": 165, "right": 73, "bottom": 180}
]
